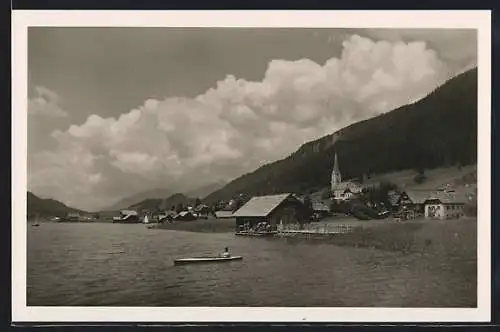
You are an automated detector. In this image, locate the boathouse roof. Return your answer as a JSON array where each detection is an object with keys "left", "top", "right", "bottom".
[{"left": 232, "top": 193, "right": 293, "bottom": 218}]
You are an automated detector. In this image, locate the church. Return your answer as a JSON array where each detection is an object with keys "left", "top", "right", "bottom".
[{"left": 330, "top": 152, "right": 364, "bottom": 201}]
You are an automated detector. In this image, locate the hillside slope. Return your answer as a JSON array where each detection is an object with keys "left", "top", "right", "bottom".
[
  {"left": 205, "top": 68, "right": 477, "bottom": 203},
  {"left": 27, "top": 191, "right": 84, "bottom": 218}
]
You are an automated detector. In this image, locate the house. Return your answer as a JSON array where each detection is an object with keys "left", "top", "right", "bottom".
[
  {"left": 174, "top": 210, "right": 197, "bottom": 221},
  {"left": 390, "top": 189, "right": 434, "bottom": 220},
  {"left": 193, "top": 204, "right": 210, "bottom": 219},
  {"left": 312, "top": 201, "right": 331, "bottom": 220},
  {"left": 424, "top": 191, "right": 466, "bottom": 220},
  {"left": 112, "top": 209, "right": 139, "bottom": 223},
  {"left": 215, "top": 210, "right": 234, "bottom": 219},
  {"left": 398, "top": 190, "right": 431, "bottom": 213},
  {"left": 387, "top": 190, "right": 401, "bottom": 211},
  {"left": 157, "top": 210, "right": 177, "bottom": 222},
  {"left": 65, "top": 212, "right": 82, "bottom": 221},
  {"left": 232, "top": 193, "right": 307, "bottom": 229}
]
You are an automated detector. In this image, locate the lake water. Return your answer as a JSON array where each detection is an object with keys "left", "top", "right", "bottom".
[{"left": 27, "top": 222, "right": 476, "bottom": 307}]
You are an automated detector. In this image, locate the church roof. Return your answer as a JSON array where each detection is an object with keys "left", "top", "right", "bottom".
[{"left": 332, "top": 181, "right": 362, "bottom": 191}]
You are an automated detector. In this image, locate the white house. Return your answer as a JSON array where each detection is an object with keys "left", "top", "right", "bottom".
[{"left": 424, "top": 191, "right": 466, "bottom": 220}]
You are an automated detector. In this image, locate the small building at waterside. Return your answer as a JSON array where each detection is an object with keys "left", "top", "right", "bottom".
[
  {"left": 232, "top": 193, "right": 307, "bottom": 229},
  {"left": 193, "top": 204, "right": 210, "bottom": 218},
  {"left": 115, "top": 209, "right": 139, "bottom": 222}
]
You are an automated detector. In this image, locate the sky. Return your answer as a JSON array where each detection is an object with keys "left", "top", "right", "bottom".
[{"left": 27, "top": 28, "right": 477, "bottom": 211}]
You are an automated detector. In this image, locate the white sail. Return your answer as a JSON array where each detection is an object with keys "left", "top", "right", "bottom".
[
  {"left": 143, "top": 215, "right": 149, "bottom": 224},
  {"left": 33, "top": 214, "right": 40, "bottom": 226}
]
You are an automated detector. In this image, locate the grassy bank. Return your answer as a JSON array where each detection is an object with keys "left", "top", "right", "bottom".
[
  {"left": 286, "top": 217, "right": 477, "bottom": 307},
  {"left": 323, "top": 217, "right": 477, "bottom": 254},
  {"left": 151, "top": 217, "right": 236, "bottom": 233}
]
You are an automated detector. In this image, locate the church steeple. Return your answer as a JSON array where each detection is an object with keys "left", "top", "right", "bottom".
[
  {"left": 331, "top": 152, "right": 342, "bottom": 190},
  {"left": 334, "top": 152, "right": 340, "bottom": 174}
]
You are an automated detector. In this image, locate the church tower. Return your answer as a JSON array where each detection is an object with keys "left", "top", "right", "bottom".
[{"left": 331, "top": 152, "right": 342, "bottom": 190}]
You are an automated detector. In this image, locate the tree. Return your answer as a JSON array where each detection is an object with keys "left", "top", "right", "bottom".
[
  {"left": 170, "top": 205, "right": 176, "bottom": 211},
  {"left": 195, "top": 197, "right": 202, "bottom": 207},
  {"left": 232, "top": 197, "right": 244, "bottom": 212},
  {"left": 413, "top": 173, "right": 427, "bottom": 184},
  {"left": 321, "top": 188, "right": 331, "bottom": 200}
]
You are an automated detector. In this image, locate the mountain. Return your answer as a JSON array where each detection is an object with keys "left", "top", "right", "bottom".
[
  {"left": 186, "top": 180, "right": 227, "bottom": 199},
  {"left": 104, "top": 180, "right": 225, "bottom": 211},
  {"left": 27, "top": 191, "right": 84, "bottom": 218},
  {"left": 205, "top": 68, "right": 478, "bottom": 204},
  {"left": 104, "top": 188, "right": 174, "bottom": 211},
  {"left": 128, "top": 193, "right": 196, "bottom": 212}
]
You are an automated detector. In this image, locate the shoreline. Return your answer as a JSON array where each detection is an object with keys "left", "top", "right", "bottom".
[
  {"left": 147, "top": 216, "right": 477, "bottom": 256},
  {"left": 33, "top": 216, "right": 477, "bottom": 257},
  {"left": 150, "top": 217, "right": 236, "bottom": 233}
]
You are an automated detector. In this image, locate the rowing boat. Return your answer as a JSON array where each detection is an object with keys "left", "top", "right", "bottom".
[{"left": 174, "top": 256, "right": 243, "bottom": 265}]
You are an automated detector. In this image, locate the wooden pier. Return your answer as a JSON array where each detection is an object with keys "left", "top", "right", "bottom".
[
  {"left": 234, "top": 223, "right": 355, "bottom": 238},
  {"left": 276, "top": 223, "right": 354, "bottom": 237}
]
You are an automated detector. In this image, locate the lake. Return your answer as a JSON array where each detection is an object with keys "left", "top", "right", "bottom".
[{"left": 27, "top": 222, "right": 476, "bottom": 307}]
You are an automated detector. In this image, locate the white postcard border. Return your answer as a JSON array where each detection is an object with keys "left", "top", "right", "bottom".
[{"left": 12, "top": 10, "right": 492, "bottom": 323}]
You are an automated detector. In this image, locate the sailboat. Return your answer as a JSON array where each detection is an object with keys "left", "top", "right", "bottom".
[
  {"left": 32, "top": 214, "right": 40, "bottom": 227},
  {"left": 143, "top": 215, "right": 150, "bottom": 224}
]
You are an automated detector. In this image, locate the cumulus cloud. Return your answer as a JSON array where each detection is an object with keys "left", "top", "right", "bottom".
[
  {"left": 29, "top": 34, "right": 464, "bottom": 211},
  {"left": 360, "top": 29, "right": 477, "bottom": 73},
  {"left": 28, "top": 86, "right": 68, "bottom": 117}
]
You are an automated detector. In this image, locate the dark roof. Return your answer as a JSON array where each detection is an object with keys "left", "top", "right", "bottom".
[
  {"left": 193, "top": 204, "right": 209, "bottom": 212},
  {"left": 401, "top": 190, "right": 433, "bottom": 204},
  {"left": 425, "top": 191, "right": 467, "bottom": 204},
  {"left": 232, "top": 193, "right": 294, "bottom": 217},
  {"left": 388, "top": 190, "right": 401, "bottom": 205}
]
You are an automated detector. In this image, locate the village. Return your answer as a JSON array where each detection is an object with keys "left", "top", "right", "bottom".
[{"left": 51, "top": 152, "right": 478, "bottom": 239}]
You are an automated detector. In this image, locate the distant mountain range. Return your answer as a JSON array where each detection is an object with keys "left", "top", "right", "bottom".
[
  {"left": 104, "top": 188, "right": 175, "bottom": 211},
  {"left": 27, "top": 191, "right": 84, "bottom": 218},
  {"left": 186, "top": 180, "right": 227, "bottom": 199},
  {"left": 103, "top": 180, "right": 225, "bottom": 212},
  {"left": 204, "top": 68, "right": 478, "bottom": 204},
  {"left": 128, "top": 193, "right": 195, "bottom": 212}
]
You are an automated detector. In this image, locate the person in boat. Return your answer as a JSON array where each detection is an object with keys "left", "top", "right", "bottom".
[{"left": 220, "top": 247, "right": 230, "bottom": 258}]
